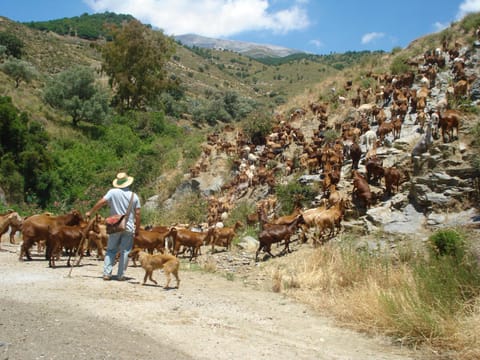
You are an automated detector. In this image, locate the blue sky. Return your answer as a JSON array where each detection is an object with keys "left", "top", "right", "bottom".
[{"left": 2, "top": 0, "right": 480, "bottom": 55}]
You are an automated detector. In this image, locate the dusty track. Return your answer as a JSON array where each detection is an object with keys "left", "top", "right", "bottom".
[{"left": 0, "top": 240, "right": 423, "bottom": 360}]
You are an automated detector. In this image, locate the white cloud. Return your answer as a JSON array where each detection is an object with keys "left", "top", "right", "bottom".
[
  {"left": 457, "top": 0, "right": 480, "bottom": 19},
  {"left": 361, "top": 32, "right": 385, "bottom": 45},
  {"left": 83, "top": 0, "right": 310, "bottom": 37}
]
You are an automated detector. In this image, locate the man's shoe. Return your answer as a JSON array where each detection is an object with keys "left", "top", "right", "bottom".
[{"left": 103, "top": 275, "right": 112, "bottom": 281}]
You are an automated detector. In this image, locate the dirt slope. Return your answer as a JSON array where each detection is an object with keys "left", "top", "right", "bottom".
[{"left": 0, "top": 241, "right": 428, "bottom": 360}]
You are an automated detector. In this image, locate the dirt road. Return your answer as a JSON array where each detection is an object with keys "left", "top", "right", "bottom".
[{"left": 0, "top": 241, "right": 423, "bottom": 360}]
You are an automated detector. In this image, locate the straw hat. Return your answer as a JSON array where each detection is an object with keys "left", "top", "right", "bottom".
[{"left": 112, "top": 172, "right": 134, "bottom": 188}]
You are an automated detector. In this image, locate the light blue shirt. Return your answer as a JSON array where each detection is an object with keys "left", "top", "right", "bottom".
[{"left": 104, "top": 187, "right": 141, "bottom": 233}]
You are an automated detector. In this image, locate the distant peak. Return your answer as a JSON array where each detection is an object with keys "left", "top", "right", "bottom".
[{"left": 174, "top": 33, "right": 304, "bottom": 59}]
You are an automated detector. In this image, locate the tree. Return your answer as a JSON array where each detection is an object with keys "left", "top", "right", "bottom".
[
  {"left": 0, "top": 58, "right": 36, "bottom": 88},
  {"left": 0, "top": 96, "right": 56, "bottom": 206},
  {"left": 43, "top": 65, "right": 110, "bottom": 126},
  {"left": 101, "top": 19, "right": 175, "bottom": 112},
  {"left": 0, "top": 32, "right": 24, "bottom": 58}
]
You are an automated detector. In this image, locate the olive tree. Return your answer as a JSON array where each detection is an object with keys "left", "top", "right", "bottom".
[
  {"left": 43, "top": 65, "right": 110, "bottom": 126},
  {"left": 0, "top": 58, "right": 36, "bottom": 88}
]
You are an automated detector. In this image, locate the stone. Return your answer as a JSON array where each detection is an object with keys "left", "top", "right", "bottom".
[{"left": 237, "top": 236, "right": 259, "bottom": 251}]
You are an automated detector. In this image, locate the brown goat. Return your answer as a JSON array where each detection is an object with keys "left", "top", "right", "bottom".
[
  {"left": 210, "top": 221, "right": 243, "bottom": 253},
  {"left": 384, "top": 167, "right": 402, "bottom": 196},
  {"left": 20, "top": 210, "right": 83, "bottom": 261},
  {"left": 171, "top": 227, "right": 214, "bottom": 261},
  {"left": 313, "top": 199, "right": 346, "bottom": 245},
  {"left": 0, "top": 211, "right": 22, "bottom": 248},
  {"left": 352, "top": 170, "right": 373, "bottom": 210},
  {"left": 47, "top": 219, "right": 95, "bottom": 268},
  {"left": 134, "top": 227, "right": 174, "bottom": 254},
  {"left": 439, "top": 110, "right": 460, "bottom": 143},
  {"left": 255, "top": 215, "right": 304, "bottom": 261}
]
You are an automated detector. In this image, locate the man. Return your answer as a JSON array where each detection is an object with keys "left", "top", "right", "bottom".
[{"left": 86, "top": 172, "right": 141, "bottom": 281}]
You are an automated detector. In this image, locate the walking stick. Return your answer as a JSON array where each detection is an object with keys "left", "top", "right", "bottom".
[{"left": 67, "top": 216, "right": 96, "bottom": 278}]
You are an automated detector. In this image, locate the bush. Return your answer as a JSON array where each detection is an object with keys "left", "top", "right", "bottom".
[
  {"left": 275, "top": 179, "right": 317, "bottom": 214},
  {"left": 227, "top": 200, "right": 255, "bottom": 227},
  {"left": 390, "top": 55, "right": 410, "bottom": 75},
  {"left": 0, "top": 32, "right": 24, "bottom": 58},
  {"left": 428, "top": 228, "right": 465, "bottom": 260},
  {"left": 241, "top": 111, "right": 272, "bottom": 145},
  {"left": 323, "top": 129, "right": 340, "bottom": 143}
]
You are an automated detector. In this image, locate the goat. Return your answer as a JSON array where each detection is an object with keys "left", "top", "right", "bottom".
[
  {"left": 384, "top": 167, "right": 402, "bottom": 196},
  {"left": 349, "top": 141, "right": 362, "bottom": 170},
  {"left": 439, "top": 110, "right": 460, "bottom": 143},
  {"left": 352, "top": 170, "right": 373, "bottom": 210},
  {"left": 20, "top": 210, "right": 83, "bottom": 261},
  {"left": 0, "top": 211, "right": 22, "bottom": 248},
  {"left": 362, "top": 130, "right": 377, "bottom": 152},
  {"left": 365, "top": 158, "right": 384, "bottom": 185},
  {"left": 134, "top": 227, "right": 175, "bottom": 255},
  {"left": 301, "top": 199, "right": 327, "bottom": 243},
  {"left": 171, "top": 227, "right": 214, "bottom": 261},
  {"left": 209, "top": 221, "right": 243, "bottom": 253},
  {"left": 47, "top": 218, "right": 96, "bottom": 268},
  {"left": 312, "top": 199, "right": 346, "bottom": 246},
  {"left": 255, "top": 215, "right": 304, "bottom": 261}
]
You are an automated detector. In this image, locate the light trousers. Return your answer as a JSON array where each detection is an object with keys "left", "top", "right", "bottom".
[{"left": 103, "top": 231, "right": 134, "bottom": 278}]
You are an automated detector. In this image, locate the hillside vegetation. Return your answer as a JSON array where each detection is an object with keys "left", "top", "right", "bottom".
[{"left": 0, "top": 12, "right": 388, "bottom": 212}]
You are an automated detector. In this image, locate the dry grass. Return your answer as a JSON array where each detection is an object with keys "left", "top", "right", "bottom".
[{"left": 261, "top": 235, "right": 480, "bottom": 359}]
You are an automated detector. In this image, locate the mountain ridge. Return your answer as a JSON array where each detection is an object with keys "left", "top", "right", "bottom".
[{"left": 174, "top": 33, "right": 305, "bottom": 58}]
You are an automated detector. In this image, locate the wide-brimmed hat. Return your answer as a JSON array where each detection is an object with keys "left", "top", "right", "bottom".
[{"left": 112, "top": 172, "right": 134, "bottom": 188}]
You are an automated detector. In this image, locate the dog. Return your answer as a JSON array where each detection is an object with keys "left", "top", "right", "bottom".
[{"left": 134, "top": 249, "right": 180, "bottom": 289}]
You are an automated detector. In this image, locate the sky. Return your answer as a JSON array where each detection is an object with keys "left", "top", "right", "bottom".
[{"left": 2, "top": 0, "right": 480, "bottom": 55}]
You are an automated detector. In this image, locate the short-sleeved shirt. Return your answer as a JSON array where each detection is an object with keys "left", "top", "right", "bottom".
[{"left": 104, "top": 187, "right": 141, "bottom": 233}]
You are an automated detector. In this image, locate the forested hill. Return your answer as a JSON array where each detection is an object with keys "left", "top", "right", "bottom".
[{"left": 23, "top": 12, "right": 136, "bottom": 40}]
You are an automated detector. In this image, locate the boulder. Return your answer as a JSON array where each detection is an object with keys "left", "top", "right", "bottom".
[
  {"left": 237, "top": 236, "right": 259, "bottom": 251},
  {"left": 366, "top": 203, "right": 425, "bottom": 234}
]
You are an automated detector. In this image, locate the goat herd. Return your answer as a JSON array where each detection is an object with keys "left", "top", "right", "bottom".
[
  {"left": 0, "top": 192, "right": 349, "bottom": 271},
  {"left": 0, "top": 36, "right": 473, "bottom": 272}
]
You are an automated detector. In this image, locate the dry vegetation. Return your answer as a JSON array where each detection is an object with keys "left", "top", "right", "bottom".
[{"left": 252, "top": 229, "right": 480, "bottom": 359}]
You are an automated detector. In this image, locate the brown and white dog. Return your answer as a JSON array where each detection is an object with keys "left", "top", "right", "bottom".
[{"left": 134, "top": 249, "right": 180, "bottom": 289}]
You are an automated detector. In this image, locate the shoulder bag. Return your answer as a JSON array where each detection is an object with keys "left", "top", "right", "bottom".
[{"left": 105, "top": 192, "right": 135, "bottom": 234}]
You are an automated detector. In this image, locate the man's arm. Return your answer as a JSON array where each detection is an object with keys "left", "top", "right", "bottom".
[
  {"left": 86, "top": 197, "right": 107, "bottom": 218},
  {"left": 134, "top": 207, "right": 141, "bottom": 235}
]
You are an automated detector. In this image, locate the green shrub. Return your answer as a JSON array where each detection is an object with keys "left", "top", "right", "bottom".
[
  {"left": 241, "top": 111, "right": 272, "bottom": 145},
  {"left": 428, "top": 228, "right": 465, "bottom": 260},
  {"left": 323, "top": 129, "right": 340, "bottom": 143},
  {"left": 391, "top": 46, "right": 403, "bottom": 55},
  {"left": 0, "top": 31, "right": 24, "bottom": 58},
  {"left": 227, "top": 200, "right": 255, "bottom": 226},
  {"left": 275, "top": 179, "right": 317, "bottom": 214},
  {"left": 390, "top": 55, "right": 410, "bottom": 75}
]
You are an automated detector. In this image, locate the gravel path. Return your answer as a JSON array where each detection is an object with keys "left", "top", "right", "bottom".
[{"left": 0, "top": 241, "right": 424, "bottom": 360}]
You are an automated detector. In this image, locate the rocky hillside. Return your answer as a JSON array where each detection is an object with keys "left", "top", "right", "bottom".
[{"left": 151, "top": 29, "right": 480, "bottom": 254}]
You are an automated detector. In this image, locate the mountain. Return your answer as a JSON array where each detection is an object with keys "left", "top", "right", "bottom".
[{"left": 174, "top": 33, "right": 304, "bottom": 58}]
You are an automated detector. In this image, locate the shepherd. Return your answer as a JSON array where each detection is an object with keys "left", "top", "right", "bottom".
[{"left": 86, "top": 172, "right": 141, "bottom": 281}]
